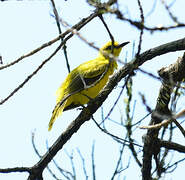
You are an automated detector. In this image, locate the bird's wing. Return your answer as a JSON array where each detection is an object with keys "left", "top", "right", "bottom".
[{"left": 66, "top": 59, "right": 109, "bottom": 96}]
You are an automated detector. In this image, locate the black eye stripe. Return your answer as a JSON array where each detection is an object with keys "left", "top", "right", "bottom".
[
  {"left": 103, "top": 41, "right": 129, "bottom": 51},
  {"left": 105, "top": 45, "right": 118, "bottom": 50},
  {"left": 105, "top": 45, "right": 112, "bottom": 50}
]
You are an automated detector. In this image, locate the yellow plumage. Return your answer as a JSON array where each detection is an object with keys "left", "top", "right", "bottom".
[{"left": 48, "top": 41, "right": 129, "bottom": 131}]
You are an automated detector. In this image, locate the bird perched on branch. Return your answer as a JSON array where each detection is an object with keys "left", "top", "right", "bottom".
[{"left": 48, "top": 41, "right": 129, "bottom": 131}]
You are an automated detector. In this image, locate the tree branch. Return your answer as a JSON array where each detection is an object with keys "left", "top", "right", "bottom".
[
  {"left": 0, "top": 12, "right": 99, "bottom": 105},
  {"left": 0, "top": 167, "right": 30, "bottom": 174},
  {"left": 50, "top": 0, "right": 71, "bottom": 72},
  {"left": 159, "top": 140, "right": 185, "bottom": 153},
  {"left": 27, "top": 37, "right": 185, "bottom": 180},
  {"left": 1, "top": 35, "right": 185, "bottom": 179},
  {"left": 0, "top": 11, "right": 98, "bottom": 71},
  {"left": 142, "top": 51, "right": 185, "bottom": 179}
]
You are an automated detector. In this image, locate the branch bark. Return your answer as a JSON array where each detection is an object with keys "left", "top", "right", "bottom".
[
  {"left": 159, "top": 140, "right": 185, "bottom": 153},
  {"left": 1, "top": 37, "right": 185, "bottom": 179},
  {"left": 142, "top": 51, "right": 185, "bottom": 180},
  {"left": 28, "top": 37, "right": 185, "bottom": 180}
]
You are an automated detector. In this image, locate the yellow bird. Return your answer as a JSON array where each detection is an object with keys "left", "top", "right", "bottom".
[{"left": 48, "top": 41, "right": 129, "bottom": 131}]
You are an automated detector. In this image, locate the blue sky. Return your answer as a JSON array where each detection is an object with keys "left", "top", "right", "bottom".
[{"left": 0, "top": 0, "right": 185, "bottom": 179}]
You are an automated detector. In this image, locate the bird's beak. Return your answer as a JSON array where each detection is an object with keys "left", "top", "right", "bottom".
[{"left": 116, "top": 41, "right": 130, "bottom": 49}]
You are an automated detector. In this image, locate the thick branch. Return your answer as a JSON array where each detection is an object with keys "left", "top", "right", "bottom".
[
  {"left": 27, "top": 37, "right": 185, "bottom": 179},
  {"left": 160, "top": 140, "right": 185, "bottom": 153},
  {"left": 142, "top": 51, "right": 185, "bottom": 180}
]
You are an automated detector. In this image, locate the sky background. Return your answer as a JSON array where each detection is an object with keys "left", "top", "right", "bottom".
[{"left": 0, "top": 0, "right": 185, "bottom": 179}]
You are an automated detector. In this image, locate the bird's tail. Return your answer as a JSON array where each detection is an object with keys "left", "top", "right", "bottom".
[{"left": 48, "top": 100, "right": 67, "bottom": 131}]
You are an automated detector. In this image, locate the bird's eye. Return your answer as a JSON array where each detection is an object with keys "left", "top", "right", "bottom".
[{"left": 105, "top": 45, "right": 113, "bottom": 50}]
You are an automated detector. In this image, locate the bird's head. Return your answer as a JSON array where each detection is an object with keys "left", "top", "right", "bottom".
[{"left": 99, "top": 41, "right": 129, "bottom": 58}]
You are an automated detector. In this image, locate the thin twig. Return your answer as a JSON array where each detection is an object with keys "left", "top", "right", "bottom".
[
  {"left": 50, "top": 0, "right": 70, "bottom": 72},
  {"left": 0, "top": 55, "right": 2, "bottom": 64},
  {"left": 65, "top": 150, "right": 76, "bottom": 180},
  {"left": 0, "top": 11, "right": 98, "bottom": 71},
  {"left": 125, "top": 75, "right": 142, "bottom": 167},
  {"left": 138, "top": 68, "right": 161, "bottom": 81},
  {"left": 111, "top": 8, "right": 185, "bottom": 32},
  {"left": 166, "top": 157, "right": 185, "bottom": 172},
  {"left": 92, "top": 117, "right": 142, "bottom": 148},
  {"left": 160, "top": 0, "right": 179, "bottom": 23},
  {"left": 140, "top": 119, "right": 171, "bottom": 130},
  {"left": 60, "top": 16, "right": 129, "bottom": 64},
  {"left": 45, "top": 141, "right": 73, "bottom": 180},
  {"left": 60, "top": 18, "right": 99, "bottom": 51},
  {"left": 32, "top": 132, "right": 61, "bottom": 180},
  {"left": 91, "top": 141, "right": 96, "bottom": 180},
  {"left": 98, "top": 14, "right": 115, "bottom": 49},
  {"left": 145, "top": 0, "right": 157, "bottom": 18},
  {"left": 76, "top": 148, "right": 88, "bottom": 180},
  {"left": 100, "top": 74, "right": 131, "bottom": 125},
  {"left": 0, "top": 167, "right": 30, "bottom": 173},
  {"left": 0, "top": 43, "right": 63, "bottom": 105},
  {"left": 136, "top": 0, "right": 144, "bottom": 57},
  {"left": 111, "top": 142, "right": 126, "bottom": 180},
  {"left": 139, "top": 93, "right": 153, "bottom": 114},
  {"left": 171, "top": 118, "right": 185, "bottom": 138},
  {"left": 139, "top": 109, "right": 185, "bottom": 138},
  {"left": 52, "top": 159, "right": 73, "bottom": 180}
]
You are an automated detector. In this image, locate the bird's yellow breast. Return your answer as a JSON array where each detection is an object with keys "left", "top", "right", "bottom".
[{"left": 64, "top": 59, "right": 117, "bottom": 108}]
